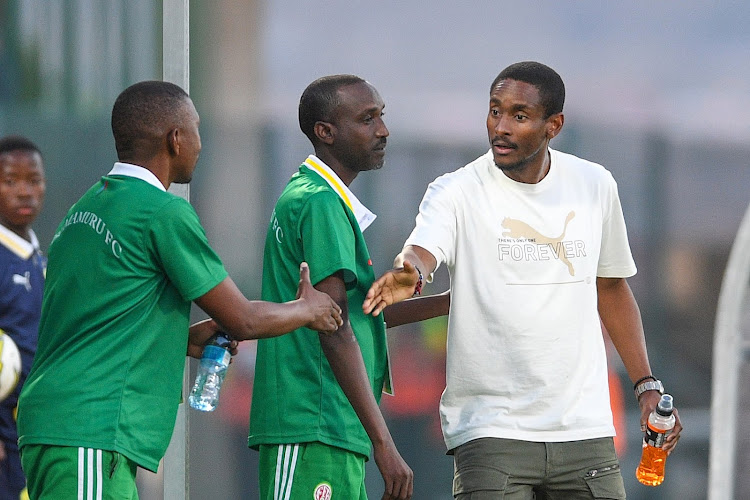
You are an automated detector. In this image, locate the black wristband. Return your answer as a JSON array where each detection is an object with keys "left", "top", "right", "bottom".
[{"left": 632, "top": 375, "right": 656, "bottom": 391}]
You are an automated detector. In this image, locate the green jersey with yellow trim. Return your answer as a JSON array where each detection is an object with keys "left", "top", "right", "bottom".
[{"left": 249, "top": 165, "right": 388, "bottom": 458}]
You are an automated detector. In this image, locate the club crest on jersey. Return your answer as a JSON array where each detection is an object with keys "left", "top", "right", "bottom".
[{"left": 313, "top": 482, "right": 332, "bottom": 500}]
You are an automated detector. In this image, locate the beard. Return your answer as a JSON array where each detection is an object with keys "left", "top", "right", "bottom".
[{"left": 495, "top": 158, "right": 527, "bottom": 172}]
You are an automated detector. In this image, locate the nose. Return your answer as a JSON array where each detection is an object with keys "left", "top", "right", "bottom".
[
  {"left": 492, "top": 114, "right": 512, "bottom": 136},
  {"left": 16, "top": 180, "right": 34, "bottom": 197},
  {"left": 376, "top": 117, "right": 389, "bottom": 138}
]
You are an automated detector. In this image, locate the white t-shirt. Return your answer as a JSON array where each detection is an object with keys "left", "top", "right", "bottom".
[{"left": 405, "top": 148, "right": 637, "bottom": 450}]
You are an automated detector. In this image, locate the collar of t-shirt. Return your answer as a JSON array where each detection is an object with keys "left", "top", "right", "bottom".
[
  {"left": 0, "top": 223, "right": 39, "bottom": 259},
  {"left": 302, "top": 155, "right": 377, "bottom": 232},
  {"left": 485, "top": 148, "right": 559, "bottom": 193},
  {"left": 107, "top": 162, "right": 167, "bottom": 192}
]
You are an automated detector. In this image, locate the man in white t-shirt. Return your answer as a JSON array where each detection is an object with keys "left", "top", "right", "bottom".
[{"left": 363, "top": 61, "right": 683, "bottom": 499}]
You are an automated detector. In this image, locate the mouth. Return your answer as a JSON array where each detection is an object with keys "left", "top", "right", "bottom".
[
  {"left": 491, "top": 139, "right": 516, "bottom": 155},
  {"left": 16, "top": 206, "right": 36, "bottom": 216}
]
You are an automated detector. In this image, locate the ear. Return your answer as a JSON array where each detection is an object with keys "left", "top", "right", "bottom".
[
  {"left": 313, "top": 121, "right": 335, "bottom": 145},
  {"left": 167, "top": 128, "right": 180, "bottom": 156},
  {"left": 545, "top": 113, "right": 564, "bottom": 140}
]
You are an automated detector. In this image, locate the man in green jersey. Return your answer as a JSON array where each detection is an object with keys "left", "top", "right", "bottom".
[
  {"left": 249, "top": 75, "right": 413, "bottom": 500},
  {"left": 16, "top": 80, "right": 343, "bottom": 500}
]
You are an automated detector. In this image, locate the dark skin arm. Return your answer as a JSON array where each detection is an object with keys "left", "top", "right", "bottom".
[
  {"left": 383, "top": 290, "right": 450, "bottom": 328},
  {"left": 188, "top": 263, "right": 343, "bottom": 357},
  {"left": 316, "top": 271, "right": 413, "bottom": 500},
  {"left": 597, "top": 277, "right": 682, "bottom": 453}
]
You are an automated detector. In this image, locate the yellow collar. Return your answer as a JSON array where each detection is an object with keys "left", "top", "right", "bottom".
[
  {"left": 303, "top": 155, "right": 377, "bottom": 232},
  {"left": 0, "top": 224, "right": 39, "bottom": 259}
]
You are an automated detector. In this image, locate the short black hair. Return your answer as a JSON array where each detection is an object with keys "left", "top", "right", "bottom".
[
  {"left": 0, "top": 135, "right": 42, "bottom": 157},
  {"left": 111, "top": 80, "right": 190, "bottom": 160},
  {"left": 298, "top": 74, "right": 366, "bottom": 143},
  {"left": 490, "top": 61, "right": 565, "bottom": 118}
]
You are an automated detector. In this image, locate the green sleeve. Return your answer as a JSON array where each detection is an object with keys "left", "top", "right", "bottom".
[
  {"left": 299, "top": 191, "right": 357, "bottom": 289},
  {"left": 149, "top": 198, "right": 228, "bottom": 301}
]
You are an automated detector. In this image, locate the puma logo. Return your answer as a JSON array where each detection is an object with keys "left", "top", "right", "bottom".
[
  {"left": 501, "top": 211, "right": 578, "bottom": 275},
  {"left": 13, "top": 272, "right": 32, "bottom": 292}
]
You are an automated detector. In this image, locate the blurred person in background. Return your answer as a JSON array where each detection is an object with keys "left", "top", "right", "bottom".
[
  {"left": 250, "top": 74, "right": 451, "bottom": 500},
  {"left": 364, "top": 61, "right": 682, "bottom": 499},
  {"left": 0, "top": 135, "right": 46, "bottom": 500},
  {"left": 15, "top": 80, "right": 342, "bottom": 500}
]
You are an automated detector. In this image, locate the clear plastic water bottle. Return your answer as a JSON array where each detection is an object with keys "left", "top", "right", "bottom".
[
  {"left": 636, "top": 393, "right": 676, "bottom": 486},
  {"left": 188, "top": 332, "right": 232, "bottom": 412}
]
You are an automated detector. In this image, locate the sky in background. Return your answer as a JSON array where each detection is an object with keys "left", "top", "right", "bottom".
[{"left": 260, "top": 1, "right": 750, "bottom": 144}]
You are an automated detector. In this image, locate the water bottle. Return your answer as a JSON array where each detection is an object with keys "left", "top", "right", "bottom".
[
  {"left": 636, "top": 393, "right": 675, "bottom": 486},
  {"left": 188, "top": 332, "right": 232, "bottom": 412}
]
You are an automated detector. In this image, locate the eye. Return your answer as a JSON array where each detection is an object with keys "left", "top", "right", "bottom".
[{"left": 515, "top": 114, "right": 528, "bottom": 121}]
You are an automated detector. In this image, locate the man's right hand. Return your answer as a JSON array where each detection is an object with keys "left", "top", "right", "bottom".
[
  {"left": 296, "top": 262, "right": 343, "bottom": 334},
  {"left": 363, "top": 260, "right": 420, "bottom": 316},
  {"left": 374, "top": 441, "right": 413, "bottom": 500}
]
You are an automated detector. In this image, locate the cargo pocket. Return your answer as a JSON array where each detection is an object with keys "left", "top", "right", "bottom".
[
  {"left": 453, "top": 466, "right": 509, "bottom": 497},
  {"left": 583, "top": 463, "right": 626, "bottom": 499}
]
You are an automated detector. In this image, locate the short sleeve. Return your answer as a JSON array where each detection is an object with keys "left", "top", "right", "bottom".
[
  {"left": 149, "top": 198, "right": 228, "bottom": 301},
  {"left": 597, "top": 174, "right": 637, "bottom": 278},
  {"left": 405, "top": 176, "right": 456, "bottom": 273},
  {"left": 298, "top": 192, "right": 357, "bottom": 288}
]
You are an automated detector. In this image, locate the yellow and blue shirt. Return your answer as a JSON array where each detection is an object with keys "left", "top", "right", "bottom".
[{"left": 0, "top": 224, "right": 45, "bottom": 452}]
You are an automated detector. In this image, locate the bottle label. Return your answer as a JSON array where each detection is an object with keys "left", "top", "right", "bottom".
[
  {"left": 644, "top": 424, "right": 671, "bottom": 448},
  {"left": 202, "top": 345, "right": 231, "bottom": 367}
]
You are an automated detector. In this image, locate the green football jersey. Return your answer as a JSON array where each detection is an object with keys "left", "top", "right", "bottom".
[
  {"left": 17, "top": 173, "right": 227, "bottom": 472},
  {"left": 249, "top": 166, "right": 388, "bottom": 458}
]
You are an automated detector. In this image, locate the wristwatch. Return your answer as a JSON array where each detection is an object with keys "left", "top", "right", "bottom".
[{"left": 634, "top": 379, "right": 664, "bottom": 399}]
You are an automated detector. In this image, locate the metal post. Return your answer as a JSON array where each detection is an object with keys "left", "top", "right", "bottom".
[
  {"left": 709, "top": 201, "right": 750, "bottom": 499},
  {"left": 162, "top": 0, "right": 190, "bottom": 498}
]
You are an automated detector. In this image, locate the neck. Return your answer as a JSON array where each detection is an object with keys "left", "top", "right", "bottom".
[
  {"left": 121, "top": 156, "right": 171, "bottom": 190},
  {"left": 313, "top": 151, "right": 358, "bottom": 187},
  {"left": 501, "top": 145, "right": 550, "bottom": 184}
]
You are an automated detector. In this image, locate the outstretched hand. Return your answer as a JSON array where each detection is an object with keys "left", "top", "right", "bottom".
[
  {"left": 363, "top": 260, "right": 420, "bottom": 316},
  {"left": 296, "top": 262, "right": 344, "bottom": 334}
]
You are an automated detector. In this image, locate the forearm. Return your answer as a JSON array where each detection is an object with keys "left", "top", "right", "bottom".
[
  {"left": 194, "top": 278, "right": 314, "bottom": 341},
  {"left": 384, "top": 290, "right": 450, "bottom": 328},
  {"left": 320, "top": 329, "right": 395, "bottom": 449},
  {"left": 226, "top": 299, "right": 313, "bottom": 340},
  {"left": 597, "top": 277, "right": 653, "bottom": 382}
]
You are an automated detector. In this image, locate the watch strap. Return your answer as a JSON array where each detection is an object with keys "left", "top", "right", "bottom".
[{"left": 634, "top": 379, "right": 664, "bottom": 399}]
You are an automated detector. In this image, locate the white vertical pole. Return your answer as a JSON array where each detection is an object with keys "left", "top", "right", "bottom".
[
  {"left": 709, "top": 201, "right": 750, "bottom": 499},
  {"left": 162, "top": 0, "right": 190, "bottom": 499}
]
